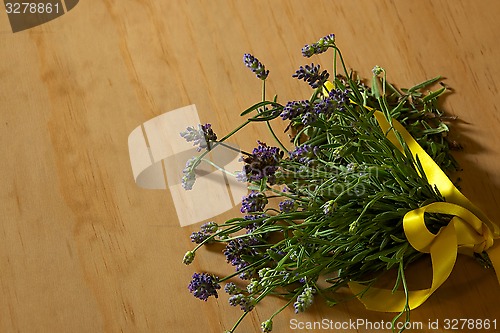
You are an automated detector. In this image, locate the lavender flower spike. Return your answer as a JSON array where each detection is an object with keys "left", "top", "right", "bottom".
[
  {"left": 292, "top": 63, "right": 329, "bottom": 89},
  {"left": 181, "top": 157, "right": 198, "bottom": 190},
  {"left": 243, "top": 53, "right": 269, "bottom": 80},
  {"left": 188, "top": 273, "right": 221, "bottom": 301},
  {"left": 301, "top": 33, "right": 336, "bottom": 57},
  {"left": 241, "top": 190, "right": 268, "bottom": 213},
  {"left": 180, "top": 123, "right": 217, "bottom": 152},
  {"left": 228, "top": 293, "right": 255, "bottom": 312},
  {"left": 261, "top": 319, "right": 273, "bottom": 333},
  {"left": 279, "top": 199, "right": 295, "bottom": 213},
  {"left": 293, "top": 287, "right": 315, "bottom": 313},
  {"left": 242, "top": 141, "right": 283, "bottom": 183}
]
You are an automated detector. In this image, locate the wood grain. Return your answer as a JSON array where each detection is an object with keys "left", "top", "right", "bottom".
[{"left": 1, "top": 1, "right": 499, "bottom": 332}]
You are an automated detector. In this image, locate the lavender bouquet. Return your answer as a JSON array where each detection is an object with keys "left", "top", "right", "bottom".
[{"left": 180, "top": 34, "right": 494, "bottom": 333}]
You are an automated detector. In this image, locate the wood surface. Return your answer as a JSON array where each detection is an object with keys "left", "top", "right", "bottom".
[{"left": 1, "top": 1, "right": 499, "bottom": 332}]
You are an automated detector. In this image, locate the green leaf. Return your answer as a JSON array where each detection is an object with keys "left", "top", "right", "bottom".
[
  {"left": 351, "top": 249, "right": 373, "bottom": 263},
  {"left": 422, "top": 86, "right": 446, "bottom": 103},
  {"left": 248, "top": 114, "right": 280, "bottom": 122},
  {"left": 390, "top": 235, "right": 406, "bottom": 243},
  {"left": 408, "top": 76, "right": 442, "bottom": 93},
  {"left": 371, "top": 76, "right": 381, "bottom": 99},
  {"left": 379, "top": 255, "right": 400, "bottom": 264},
  {"left": 240, "top": 101, "right": 282, "bottom": 116}
]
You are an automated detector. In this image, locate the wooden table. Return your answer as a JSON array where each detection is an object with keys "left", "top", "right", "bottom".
[{"left": 1, "top": 1, "right": 499, "bottom": 332}]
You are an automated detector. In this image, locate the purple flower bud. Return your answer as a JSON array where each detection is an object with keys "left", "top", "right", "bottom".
[
  {"left": 293, "top": 287, "right": 315, "bottom": 313},
  {"left": 280, "top": 100, "right": 311, "bottom": 120},
  {"left": 188, "top": 273, "right": 221, "bottom": 301},
  {"left": 182, "top": 251, "right": 195, "bottom": 265},
  {"left": 224, "top": 282, "right": 240, "bottom": 295},
  {"left": 301, "top": 34, "right": 336, "bottom": 58},
  {"left": 241, "top": 191, "right": 268, "bottom": 213},
  {"left": 278, "top": 199, "right": 295, "bottom": 213},
  {"left": 292, "top": 63, "right": 329, "bottom": 88},
  {"left": 243, "top": 53, "right": 269, "bottom": 80},
  {"left": 228, "top": 294, "right": 255, "bottom": 312},
  {"left": 190, "top": 231, "right": 211, "bottom": 244},
  {"left": 289, "top": 144, "right": 318, "bottom": 166},
  {"left": 180, "top": 123, "right": 217, "bottom": 152},
  {"left": 261, "top": 319, "right": 273, "bottom": 332},
  {"left": 242, "top": 141, "right": 283, "bottom": 184},
  {"left": 223, "top": 237, "right": 260, "bottom": 267},
  {"left": 301, "top": 44, "right": 316, "bottom": 58},
  {"left": 200, "top": 221, "right": 218, "bottom": 234}
]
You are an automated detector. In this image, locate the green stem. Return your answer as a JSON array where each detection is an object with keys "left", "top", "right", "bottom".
[
  {"left": 217, "top": 142, "right": 251, "bottom": 156},
  {"left": 192, "top": 225, "right": 241, "bottom": 252},
  {"left": 269, "top": 289, "right": 301, "bottom": 320},
  {"left": 262, "top": 78, "right": 266, "bottom": 101},
  {"left": 333, "top": 48, "right": 338, "bottom": 78},
  {"left": 266, "top": 121, "right": 288, "bottom": 152},
  {"left": 187, "top": 120, "right": 251, "bottom": 174},
  {"left": 265, "top": 186, "right": 310, "bottom": 203},
  {"left": 333, "top": 46, "right": 364, "bottom": 103},
  {"left": 391, "top": 261, "right": 411, "bottom": 333},
  {"left": 261, "top": 79, "right": 288, "bottom": 152},
  {"left": 227, "top": 311, "right": 250, "bottom": 333},
  {"left": 218, "top": 257, "right": 268, "bottom": 283},
  {"left": 200, "top": 158, "right": 238, "bottom": 178}
]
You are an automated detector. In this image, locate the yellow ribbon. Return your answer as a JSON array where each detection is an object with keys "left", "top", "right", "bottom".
[{"left": 324, "top": 81, "right": 500, "bottom": 312}]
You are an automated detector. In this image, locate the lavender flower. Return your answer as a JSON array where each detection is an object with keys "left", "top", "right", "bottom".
[
  {"left": 279, "top": 199, "right": 295, "bottom": 213},
  {"left": 241, "top": 191, "right": 268, "bottom": 213},
  {"left": 301, "top": 111, "right": 317, "bottom": 125},
  {"left": 224, "top": 282, "right": 241, "bottom": 295},
  {"left": 224, "top": 242, "right": 263, "bottom": 280},
  {"left": 181, "top": 157, "right": 198, "bottom": 190},
  {"left": 180, "top": 123, "right": 217, "bottom": 152},
  {"left": 313, "top": 98, "right": 334, "bottom": 116},
  {"left": 346, "top": 163, "right": 357, "bottom": 172},
  {"left": 319, "top": 33, "right": 336, "bottom": 44},
  {"left": 289, "top": 144, "right": 319, "bottom": 166},
  {"left": 323, "top": 200, "right": 338, "bottom": 215},
  {"left": 228, "top": 294, "right": 255, "bottom": 312},
  {"left": 293, "top": 287, "right": 315, "bottom": 313},
  {"left": 188, "top": 273, "right": 221, "bottom": 301},
  {"left": 261, "top": 319, "right": 273, "bottom": 333},
  {"left": 292, "top": 63, "right": 330, "bottom": 88},
  {"left": 280, "top": 100, "right": 310, "bottom": 120},
  {"left": 236, "top": 261, "right": 256, "bottom": 280},
  {"left": 301, "top": 34, "right": 336, "bottom": 58},
  {"left": 235, "top": 170, "right": 248, "bottom": 182},
  {"left": 301, "top": 44, "right": 317, "bottom": 58},
  {"left": 242, "top": 141, "right": 283, "bottom": 183},
  {"left": 190, "top": 222, "right": 218, "bottom": 244},
  {"left": 243, "top": 214, "right": 267, "bottom": 232},
  {"left": 200, "top": 221, "right": 218, "bottom": 234},
  {"left": 246, "top": 279, "right": 261, "bottom": 294},
  {"left": 223, "top": 237, "right": 260, "bottom": 266},
  {"left": 243, "top": 53, "right": 269, "bottom": 80},
  {"left": 311, "top": 88, "right": 350, "bottom": 119},
  {"left": 181, "top": 173, "right": 196, "bottom": 190},
  {"left": 182, "top": 251, "right": 195, "bottom": 265},
  {"left": 190, "top": 231, "right": 211, "bottom": 244},
  {"left": 372, "top": 65, "right": 383, "bottom": 76},
  {"left": 201, "top": 124, "right": 217, "bottom": 148},
  {"left": 328, "top": 88, "right": 349, "bottom": 112},
  {"left": 243, "top": 214, "right": 268, "bottom": 221}
]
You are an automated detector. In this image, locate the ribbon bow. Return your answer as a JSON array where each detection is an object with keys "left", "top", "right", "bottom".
[{"left": 323, "top": 81, "right": 500, "bottom": 312}]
